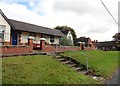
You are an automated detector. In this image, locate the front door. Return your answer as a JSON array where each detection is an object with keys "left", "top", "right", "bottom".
[
  {"left": 12, "top": 33, "right": 18, "bottom": 45},
  {"left": 81, "top": 44, "right": 84, "bottom": 50}
]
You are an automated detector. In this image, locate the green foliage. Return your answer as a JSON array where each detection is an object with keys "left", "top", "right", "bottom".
[
  {"left": 59, "top": 36, "right": 72, "bottom": 46},
  {"left": 113, "top": 33, "right": 120, "bottom": 49},
  {"left": 54, "top": 26, "right": 77, "bottom": 45},
  {"left": 62, "top": 50, "right": 118, "bottom": 78},
  {"left": 113, "top": 33, "right": 120, "bottom": 40},
  {"left": 0, "top": 58, "right": 2, "bottom": 85},
  {"left": 2, "top": 55, "right": 99, "bottom": 84}
]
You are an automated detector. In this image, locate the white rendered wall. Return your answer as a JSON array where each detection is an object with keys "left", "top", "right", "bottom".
[
  {"left": 21, "top": 32, "right": 29, "bottom": 44},
  {"left": 67, "top": 31, "right": 73, "bottom": 45},
  {"left": 0, "top": 14, "right": 11, "bottom": 42},
  {"left": 21, "top": 32, "right": 61, "bottom": 45}
]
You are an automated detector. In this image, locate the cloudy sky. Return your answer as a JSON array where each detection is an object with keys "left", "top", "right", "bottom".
[{"left": 0, "top": 0, "right": 119, "bottom": 41}]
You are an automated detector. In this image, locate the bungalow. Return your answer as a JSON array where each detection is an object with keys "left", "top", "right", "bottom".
[
  {"left": 76, "top": 37, "right": 97, "bottom": 50},
  {"left": 96, "top": 41, "right": 118, "bottom": 51},
  {"left": 0, "top": 9, "right": 64, "bottom": 48}
]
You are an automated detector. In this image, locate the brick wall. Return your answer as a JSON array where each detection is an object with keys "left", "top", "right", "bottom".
[
  {"left": 0, "top": 45, "right": 33, "bottom": 55},
  {"left": 0, "top": 36, "right": 34, "bottom": 55},
  {"left": 84, "top": 47, "right": 96, "bottom": 50},
  {"left": 84, "top": 44, "right": 96, "bottom": 50},
  {"left": 42, "top": 46, "right": 80, "bottom": 52}
]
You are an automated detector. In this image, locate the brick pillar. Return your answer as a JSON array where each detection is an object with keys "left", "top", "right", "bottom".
[
  {"left": 28, "top": 36, "right": 34, "bottom": 49},
  {"left": 40, "top": 38, "right": 46, "bottom": 50},
  {"left": 80, "top": 43, "right": 82, "bottom": 50},
  {"left": 79, "top": 42, "right": 85, "bottom": 50},
  {"left": 18, "top": 32, "right": 21, "bottom": 45}
]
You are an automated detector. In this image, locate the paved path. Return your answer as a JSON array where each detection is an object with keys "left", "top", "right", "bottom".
[{"left": 104, "top": 68, "right": 120, "bottom": 84}]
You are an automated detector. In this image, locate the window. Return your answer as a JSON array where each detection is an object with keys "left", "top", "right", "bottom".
[
  {"left": 68, "top": 36, "right": 71, "bottom": 40},
  {"left": 50, "top": 35, "right": 54, "bottom": 43},
  {"left": 89, "top": 44, "right": 91, "bottom": 47},
  {"left": 69, "top": 32, "right": 71, "bottom": 35},
  {"left": 0, "top": 25, "right": 5, "bottom": 39},
  {"left": 0, "top": 30, "right": 4, "bottom": 40},
  {"left": 0, "top": 25, "right": 5, "bottom": 45}
]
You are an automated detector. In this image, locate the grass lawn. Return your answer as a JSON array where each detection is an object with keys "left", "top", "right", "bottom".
[
  {"left": 2, "top": 55, "right": 99, "bottom": 84},
  {"left": 61, "top": 50, "right": 119, "bottom": 78},
  {"left": 0, "top": 58, "right": 2, "bottom": 85}
]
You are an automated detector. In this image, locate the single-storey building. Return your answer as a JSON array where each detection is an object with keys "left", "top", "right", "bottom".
[
  {"left": 0, "top": 9, "right": 64, "bottom": 48},
  {"left": 76, "top": 37, "right": 97, "bottom": 50},
  {"left": 96, "top": 41, "right": 118, "bottom": 51}
]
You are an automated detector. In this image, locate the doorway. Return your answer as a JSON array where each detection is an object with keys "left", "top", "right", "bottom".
[{"left": 12, "top": 33, "right": 18, "bottom": 45}]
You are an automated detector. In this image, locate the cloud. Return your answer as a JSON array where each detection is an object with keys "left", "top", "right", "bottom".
[
  {"left": 0, "top": 0, "right": 119, "bottom": 41},
  {"left": 53, "top": 0, "right": 106, "bottom": 15},
  {"left": 29, "top": 0, "right": 35, "bottom": 7}
]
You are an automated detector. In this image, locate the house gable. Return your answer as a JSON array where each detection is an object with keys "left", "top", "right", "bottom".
[
  {"left": 61, "top": 30, "right": 73, "bottom": 45},
  {"left": 67, "top": 31, "right": 73, "bottom": 39},
  {"left": 0, "top": 10, "right": 11, "bottom": 42}
]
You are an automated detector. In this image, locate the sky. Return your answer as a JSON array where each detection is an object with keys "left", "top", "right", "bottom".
[{"left": 0, "top": 0, "right": 119, "bottom": 41}]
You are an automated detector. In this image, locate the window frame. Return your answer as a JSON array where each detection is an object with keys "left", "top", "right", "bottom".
[{"left": 50, "top": 35, "right": 54, "bottom": 43}]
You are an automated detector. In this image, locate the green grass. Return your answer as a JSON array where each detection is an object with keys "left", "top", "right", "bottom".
[
  {"left": 2, "top": 55, "right": 99, "bottom": 84},
  {"left": 61, "top": 50, "right": 119, "bottom": 78},
  {"left": 0, "top": 58, "right": 2, "bottom": 85}
]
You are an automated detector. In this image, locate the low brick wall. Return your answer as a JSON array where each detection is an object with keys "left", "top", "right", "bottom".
[
  {"left": 0, "top": 45, "right": 33, "bottom": 55},
  {"left": 84, "top": 47, "right": 96, "bottom": 50},
  {"left": 42, "top": 46, "right": 80, "bottom": 52}
]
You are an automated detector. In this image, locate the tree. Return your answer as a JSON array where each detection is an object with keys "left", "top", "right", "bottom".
[
  {"left": 54, "top": 26, "right": 77, "bottom": 45},
  {"left": 113, "top": 33, "right": 120, "bottom": 41},
  {"left": 59, "top": 36, "right": 71, "bottom": 46},
  {"left": 113, "top": 33, "right": 120, "bottom": 50}
]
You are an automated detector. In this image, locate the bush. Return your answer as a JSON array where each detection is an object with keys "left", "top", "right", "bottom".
[{"left": 59, "top": 36, "right": 72, "bottom": 46}]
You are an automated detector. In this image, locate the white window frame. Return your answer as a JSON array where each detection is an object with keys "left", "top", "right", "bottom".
[{"left": 0, "top": 25, "right": 6, "bottom": 46}]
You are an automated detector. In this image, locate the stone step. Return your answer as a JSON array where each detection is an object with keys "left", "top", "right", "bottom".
[
  {"left": 78, "top": 70, "right": 88, "bottom": 75},
  {"left": 54, "top": 56, "right": 102, "bottom": 78},
  {"left": 57, "top": 58, "right": 66, "bottom": 61},
  {"left": 73, "top": 67, "right": 83, "bottom": 71},
  {"left": 67, "top": 63, "right": 76, "bottom": 67},
  {"left": 62, "top": 61, "right": 71, "bottom": 64},
  {"left": 56, "top": 56, "right": 61, "bottom": 58}
]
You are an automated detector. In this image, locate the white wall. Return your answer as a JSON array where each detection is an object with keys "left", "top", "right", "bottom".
[
  {"left": 54, "top": 36, "right": 60, "bottom": 44},
  {"left": 35, "top": 33, "right": 41, "bottom": 44},
  {"left": 43, "top": 35, "right": 60, "bottom": 44},
  {"left": 21, "top": 32, "right": 29, "bottom": 44},
  {"left": 43, "top": 35, "right": 50, "bottom": 44},
  {"left": 0, "top": 14, "right": 11, "bottom": 42},
  {"left": 66, "top": 31, "right": 73, "bottom": 45},
  {"left": 21, "top": 32, "right": 61, "bottom": 45}
]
